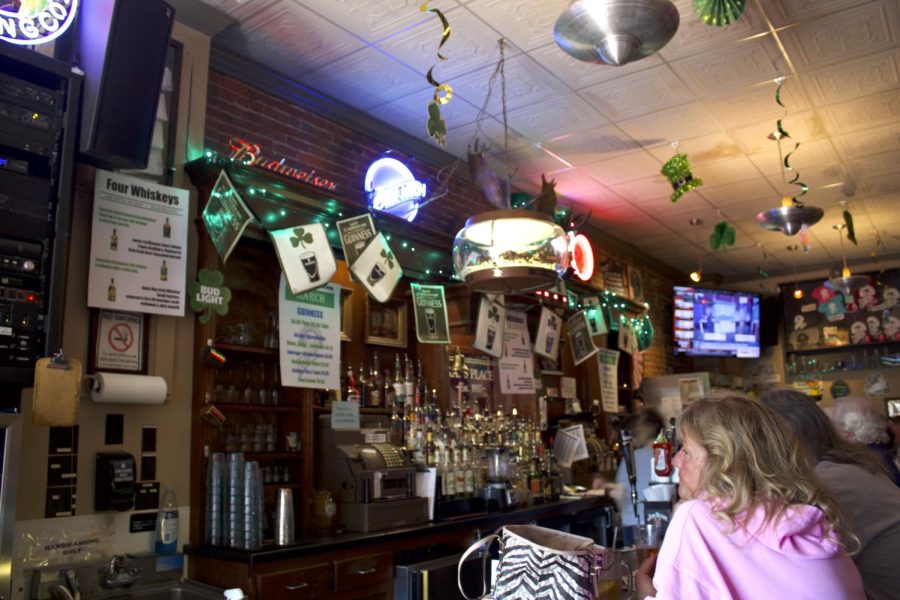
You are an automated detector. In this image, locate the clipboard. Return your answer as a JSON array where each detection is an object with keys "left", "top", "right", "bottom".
[{"left": 32, "top": 351, "right": 82, "bottom": 427}]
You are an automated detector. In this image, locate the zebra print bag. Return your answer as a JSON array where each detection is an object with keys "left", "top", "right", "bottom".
[{"left": 457, "top": 524, "right": 607, "bottom": 600}]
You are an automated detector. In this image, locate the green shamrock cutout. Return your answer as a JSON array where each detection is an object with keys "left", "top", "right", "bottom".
[
  {"left": 843, "top": 209, "right": 857, "bottom": 246},
  {"left": 488, "top": 305, "right": 500, "bottom": 323},
  {"left": 380, "top": 248, "right": 395, "bottom": 269},
  {"left": 290, "top": 227, "right": 313, "bottom": 249},
  {"left": 189, "top": 269, "right": 232, "bottom": 324},
  {"left": 426, "top": 101, "right": 447, "bottom": 147},
  {"left": 709, "top": 220, "right": 736, "bottom": 251}
]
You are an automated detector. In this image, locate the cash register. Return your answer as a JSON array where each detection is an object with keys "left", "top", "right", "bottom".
[{"left": 316, "top": 415, "right": 428, "bottom": 533}]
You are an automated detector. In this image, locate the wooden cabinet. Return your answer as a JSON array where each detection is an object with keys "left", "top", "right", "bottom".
[{"left": 256, "top": 563, "right": 333, "bottom": 598}]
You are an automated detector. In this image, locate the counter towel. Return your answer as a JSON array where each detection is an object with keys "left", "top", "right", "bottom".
[
  {"left": 457, "top": 523, "right": 606, "bottom": 600},
  {"left": 31, "top": 357, "right": 82, "bottom": 426}
]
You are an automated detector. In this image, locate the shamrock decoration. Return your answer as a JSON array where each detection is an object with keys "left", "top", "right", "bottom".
[
  {"left": 426, "top": 101, "right": 447, "bottom": 147},
  {"left": 488, "top": 304, "right": 500, "bottom": 323},
  {"left": 661, "top": 153, "right": 703, "bottom": 202},
  {"left": 709, "top": 220, "right": 736, "bottom": 251},
  {"left": 547, "top": 317, "right": 558, "bottom": 331},
  {"left": 380, "top": 248, "right": 396, "bottom": 269},
  {"left": 189, "top": 269, "right": 232, "bottom": 325},
  {"left": 290, "top": 227, "right": 313, "bottom": 249},
  {"left": 843, "top": 209, "right": 857, "bottom": 246}
]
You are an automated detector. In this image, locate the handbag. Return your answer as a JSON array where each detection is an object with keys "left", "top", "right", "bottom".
[{"left": 457, "top": 524, "right": 608, "bottom": 600}]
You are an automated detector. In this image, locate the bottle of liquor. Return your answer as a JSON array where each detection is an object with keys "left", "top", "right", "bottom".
[
  {"left": 390, "top": 402, "right": 403, "bottom": 447},
  {"left": 441, "top": 450, "right": 455, "bottom": 500},
  {"left": 426, "top": 427, "right": 437, "bottom": 467},
  {"left": 345, "top": 363, "right": 359, "bottom": 403},
  {"left": 163, "top": 217, "right": 171, "bottom": 238},
  {"left": 393, "top": 354, "right": 405, "bottom": 407},
  {"left": 108, "top": 278, "right": 116, "bottom": 302},
  {"left": 383, "top": 368, "right": 394, "bottom": 407},
  {"left": 110, "top": 228, "right": 118, "bottom": 251},
  {"left": 463, "top": 443, "right": 475, "bottom": 496},
  {"left": 160, "top": 260, "right": 168, "bottom": 282},
  {"left": 369, "top": 352, "right": 382, "bottom": 408},
  {"left": 403, "top": 355, "right": 415, "bottom": 407},
  {"left": 357, "top": 362, "right": 368, "bottom": 407}
]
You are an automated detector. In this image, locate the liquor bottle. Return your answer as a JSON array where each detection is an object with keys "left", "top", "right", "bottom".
[
  {"left": 453, "top": 441, "right": 466, "bottom": 498},
  {"left": 369, "top": 352, "right": 382, "bottom": 408},
  {"left": 110, "top": 228, "right": 118, "bottom": 251},
  {"left": 357, "top": 362, "right": 368, "bottom": 407},
  {"left": 463, "top": 444, "right": 475, "bottom": 496},
  {"left": 270, "top": 363, "right": 281, "bottom": 406},
  {"left": 160, "top": 260, "right": 168, "bottom": 282},
  {"left": 442, "top": 451, "right": 455, "bottom": 500},
  {"left": 155, "top": 485, "right": 178, "bottom": 554},
  {"left": 345, "top": 363, "right": 359, "bottom": 403},
  {"left": 393, "top": 354, "right": 404, "bottom": 407},
  {"left": 403, "top": 355, "right": 415, "bottom": 407},
  {"left": 528, "top": 457, "right": 541, "bottom": 503},
  {"left": 108, "top": 278, "right": 116, "bottom": 302},
  {"left": 383, "top": 368, "right": 394, "bottom": 407},
  {"left": 390, "top": 402, "right": 403, "bottom": 447},
  {"left": 163, "top": 217, "right": 171, "bottom": 238},
  {"left": 426, "top": 427, "right": 437, "bottom": 467}
]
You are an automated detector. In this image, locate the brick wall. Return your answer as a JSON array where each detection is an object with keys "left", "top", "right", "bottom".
[{"left": 204, "top": 70, "right": 686, "bottom": 378}]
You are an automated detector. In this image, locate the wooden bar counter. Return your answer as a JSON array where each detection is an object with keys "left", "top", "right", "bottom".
[{"left": 185, "top": 495, "right": 614, "bottom": 599}]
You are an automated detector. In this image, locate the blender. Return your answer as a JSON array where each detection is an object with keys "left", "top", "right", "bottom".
[{"left": 483, "top": 446, "right": 514, "bottom": 511}]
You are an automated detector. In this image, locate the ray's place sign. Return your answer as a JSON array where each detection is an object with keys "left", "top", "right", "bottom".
[{"left": 0, "top": 0, "right": 78, "bottom": 45}]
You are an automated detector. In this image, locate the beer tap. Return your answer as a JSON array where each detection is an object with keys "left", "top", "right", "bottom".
[{"left": 619, "top": 428, "right": 639, "bottom": 521}]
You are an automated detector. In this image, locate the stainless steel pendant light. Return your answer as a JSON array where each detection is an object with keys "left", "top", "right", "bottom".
[
  {"left": 756, "top": 203, "right": 824, "bottom": 236},
  {"left": 554, "top": 0, "right": 680, "bottom": 66},
  {"left": 824, "top": 224, "right": 869, "bottom": 295}
]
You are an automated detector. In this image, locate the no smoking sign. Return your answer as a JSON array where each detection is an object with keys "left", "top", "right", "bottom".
[{"left": 94, "top": 310, "right": 145, "bottom": 373}]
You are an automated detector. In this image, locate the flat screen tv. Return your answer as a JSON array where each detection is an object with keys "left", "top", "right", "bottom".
[{"left": 673, "top": 286, "right": 761, "bottom": 358}]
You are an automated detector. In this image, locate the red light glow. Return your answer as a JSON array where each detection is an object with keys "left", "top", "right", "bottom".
[{"left": 571, "top": 234, "right": 594, "bottom": 281}]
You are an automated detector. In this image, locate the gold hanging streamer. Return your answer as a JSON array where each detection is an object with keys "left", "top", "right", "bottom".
[
  {"left": 421, "top": 3, "right": 453, "bottom": 146},
  {"left": 774, "top": 77, "right": 809, "bottom": 203}
]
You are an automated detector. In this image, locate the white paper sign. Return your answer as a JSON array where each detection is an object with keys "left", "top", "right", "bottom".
[
  {"left": 331, "top": 400, "right": 361, "bottom": 430},
  {"left": 583, "top": 296, "right": 609, "bottom": 336},
  {"left": 534, "top": 307, "right": 562, "bottom": 361},
  {"left": 269, "top": 223, "right": 336, "bottom": 294},
  {"left": 618, "top": 318, "right": 637, "bottom": 355},
  {"left": 278, "top": 277, "right": 341, "bottom": 390},
  {"left": 474, "top": 294, "right": 505, "bottom": 358},
  {"left": 567, "top": 310, "right": 599, "bottom": 365},
  {"left": 87, "top": 170, "right": 189, "bottom": 316},
  {"left": 350, "top": 233, "right": 402, "bottom": 302},
  {"left": 597, "top": 348, "right": 620, "bottom": 413},
  {"left": 560, "top": 377, "right": 576, "bottom": 399},
  {"left": 499, "top": 310, "right": 535, "bottom": 394}
]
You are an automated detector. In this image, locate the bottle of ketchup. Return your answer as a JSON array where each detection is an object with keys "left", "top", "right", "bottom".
[{"left": 652, "top": 431, "right": 673, "bottom": 477}]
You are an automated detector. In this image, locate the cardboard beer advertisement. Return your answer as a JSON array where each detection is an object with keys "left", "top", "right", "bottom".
[
  {"left": 336, "top": 214, "right": 377, "bottom": 268},
  {"left": 567, "top": 310, "right": 599, "bottom": 365},
  {"left": 269, "top": 223, "right": 336, "bottom": 294},
  {"left": 534, "top": 306, "right": 562, "bottom": 361},
  {"left": 410, "top": 283, "right": 450, "bottom": 344},
  {"left": 499, "top": 310, "right": 535, "bottom": 395},
  {"left": 474, "top": 294, "right": 505, "bottom": 358},
  {"left": 583, "top": 296, "right": 609, "bottom": 336},
  {"left": 350, "top": 233, "right": 403, "bottom": 303},
  {"left": 202, "top": 171, "right": 254, "bottom": 264}
]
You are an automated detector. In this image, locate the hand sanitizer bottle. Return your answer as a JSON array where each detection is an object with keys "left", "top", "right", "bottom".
[{"left": 155, "top": 485, "right": 179, "bottom": 554}]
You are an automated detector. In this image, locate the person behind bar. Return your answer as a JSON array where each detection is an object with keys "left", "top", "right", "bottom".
[
  {"left": 761, "top": 389, "right": 900, "bottom": 600},
  {"left": 636, "top": 394, "right": 864, "bottom": 600},
  {"left": 829, "top": 395, "right": 900, "bottom": 486}
]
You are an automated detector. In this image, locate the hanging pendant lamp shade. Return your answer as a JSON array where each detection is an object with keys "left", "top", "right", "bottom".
[
  {"left": 554, "top": 0, "right": 680, "bottom": 66},
  {"left": 756, "top": 205, "right": 824, "bottom": 236},
  {"left": 824, "top": 224, "right": 869, "bottom": 295},
  {"left": 452, "top": 210, "right": 570, "bottom": 294}
]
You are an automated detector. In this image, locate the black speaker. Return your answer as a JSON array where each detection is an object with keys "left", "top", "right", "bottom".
[
  {"left": 77, "top": 0, "right": 175, "bottom": 170},
  {"left": 760, "top": 294, "right": 783, "bottom": 347}
]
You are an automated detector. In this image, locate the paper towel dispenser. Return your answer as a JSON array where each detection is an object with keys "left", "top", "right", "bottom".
[{"left": 95, "top": 452, "right": 135, "bottom": 511}]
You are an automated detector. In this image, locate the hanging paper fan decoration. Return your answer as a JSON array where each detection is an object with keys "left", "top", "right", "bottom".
[
  {"left": 709, "top": 220, "right": 736, "bottom": 251},
  {"left": 661, "top": 152, "right": 703, "bottom": 202},
  {"left": 693, "top": 0, "right": 746, "bottom": 26}
]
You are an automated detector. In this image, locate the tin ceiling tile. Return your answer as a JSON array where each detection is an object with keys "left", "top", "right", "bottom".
[
  {"left": 668, "top": 37, "right": 783, "bottom": 97},
  {"left": 821, "top": 89, "right": 900, "bottom": 135},
  {"left": 529, "top": 42, "right": 664, "bottom": 90},
  {"left": 504, "top": 95, "right": 609, "bottom": 142},
  {"left": 580, "top": 151, "right": 663, "bottom": 186},
  {"left": 542, "top": 125, "right": 653, "bottom": 163},
  {"left": 617, "top": 103, "right": 720, "bottom": 144},
  {"left": 766, "top": 0, "right": 875, "bottom": 28},
  {"left": 802, "top": 50, "right": 900, "bottom": 106},
  {"left": 832, "top": 126, "right": 900, "bottom": 160},
  {"left": 295, "top": 0, "right": 458, "bottom": 42},
  {"left": 699, "top": 179, "right": 780, "bottom": 207},
  {"left": 703, "top": 81, "right": 811, "bottom": 131},
  {"left": 463, "top": 0, "right": 570, "bottom": 51},
  {"left": 579, "top": 65, "right": 694, "bottom": 122},
  {"left": 608, "top": 178, "right": 676, "bottom": 204},
  {"left": 657, "top": 0, "right": 769, "bottom": 62}
]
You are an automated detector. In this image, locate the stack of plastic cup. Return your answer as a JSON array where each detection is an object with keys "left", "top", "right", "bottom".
[
  {"left": 225, "top": 452, "right": 245, "bottom": 549},
  {"left": 205, "top": 452, "right": 225, "bottom": 545},
  {"left": 243, "top": 461, "right": 263, "bottom": 550}
]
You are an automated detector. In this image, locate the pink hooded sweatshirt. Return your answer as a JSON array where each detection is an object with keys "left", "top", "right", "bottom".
[{"left": 648, "top": 499, "right": 865, "bottom": 600}]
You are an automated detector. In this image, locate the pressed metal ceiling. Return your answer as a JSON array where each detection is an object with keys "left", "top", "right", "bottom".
[{"left": 194, "top": 0, "right": 900, "bottom": 283}]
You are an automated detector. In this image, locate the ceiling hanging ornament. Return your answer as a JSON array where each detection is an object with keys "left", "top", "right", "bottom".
[
  {"left": 661, "top": 142, "right": 703, "bottom": 202},
  {"left": 421, "top": 2, "right": 453, "bottom": 147},
  {"left": 453, "top": 40, "right": 569, "bottom": 294},
  {"left": 757, "top": 76, "right": 823, "bottom": 235},
  {"left": 825, "top": 223, "right": 869, "bottom": 296},
  {"left": 709, "top": 220, "right": 736, "bottom": 252},
  {"left": 693, "top": 0, "right": 746, "bottom": 26},
  {"left": 553, "top": 0, "right": 680, "bottom": 67}
]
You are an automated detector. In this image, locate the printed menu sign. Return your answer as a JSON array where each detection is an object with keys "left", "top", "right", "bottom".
[
  {"left": 87, "top": 170, "right": 189, "bottom": 316},
  {"left": 499, "top": 310, "right": 535, "bottom": 395},
  {"left": 278, "top": 277, "right": 341, "bottom": 391},
  {"left": 597, "top": 349, "right": 620, "bottom": 412}
]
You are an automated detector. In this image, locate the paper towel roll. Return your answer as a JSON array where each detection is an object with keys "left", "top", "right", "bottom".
[{"left": 90, "top": 372, "right": 168, "bottom": 405}]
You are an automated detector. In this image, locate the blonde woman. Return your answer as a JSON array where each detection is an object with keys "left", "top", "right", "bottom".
[{"left": 636, "top": 395, "right": 864, "bottom": 600}]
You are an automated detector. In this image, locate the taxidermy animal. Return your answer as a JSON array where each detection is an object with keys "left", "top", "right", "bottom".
[
  {"left": 531, "top": 174, "right": 558, "bottom": 216},
  {"left": 467, "top": 139, "right": 509, "bottom": 209}
]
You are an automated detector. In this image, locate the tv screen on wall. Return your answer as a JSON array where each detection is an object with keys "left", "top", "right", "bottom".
[{"left": 673, "top": 286, "right": 761, "bottom": 358}]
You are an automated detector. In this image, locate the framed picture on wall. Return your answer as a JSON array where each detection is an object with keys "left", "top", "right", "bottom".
[
  {"left": 89, "top": 309, "right": 150, "bottom": 374},
  {"left": 365, "top": 298, "right": 407, "bottom": 347},
  {"left": 627, "top": 265, "right": 644, "bottom": 302}
]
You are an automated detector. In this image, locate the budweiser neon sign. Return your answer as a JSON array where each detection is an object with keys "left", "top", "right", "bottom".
[
  {"left": 228, "top": 137, "right": 336, "bottom": 191},
  {"left": 0, "top": 0, "right": 78, "bottom": 46}
]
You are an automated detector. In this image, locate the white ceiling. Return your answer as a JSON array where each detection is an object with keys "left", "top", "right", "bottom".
[{"left": 194, "top": 0, "right": 900, "bottom": 283}]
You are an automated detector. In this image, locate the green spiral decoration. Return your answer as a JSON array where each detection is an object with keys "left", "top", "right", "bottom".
[{"left": 693, "top": 0, "right": 746, "bottom": 26}]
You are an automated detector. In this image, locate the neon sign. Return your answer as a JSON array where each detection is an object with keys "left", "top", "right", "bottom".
[
  {"left": 569, "top": 233, "right": 594, "bottom": 281},
  {"left": 227, "top": 137, "right": 337, "bottom": 191},
  {"left": 364, "top": 157, "right": 426, "bottom": 222},
  {"left": 0, "top": 0, "right": 78, "bottom": 46}
]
